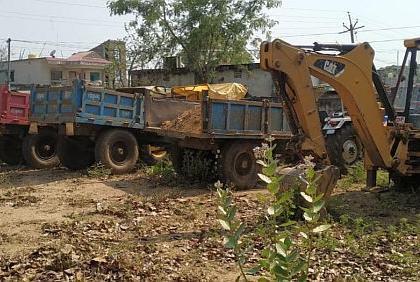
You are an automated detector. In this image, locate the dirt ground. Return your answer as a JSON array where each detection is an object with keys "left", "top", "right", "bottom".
[{"left": 0, "top": 165, "right": 418, "bottom": 281}]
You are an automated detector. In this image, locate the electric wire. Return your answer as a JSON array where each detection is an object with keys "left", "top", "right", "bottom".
[{"left": 33, "top": 0, "right": 107, "bottom": 9}]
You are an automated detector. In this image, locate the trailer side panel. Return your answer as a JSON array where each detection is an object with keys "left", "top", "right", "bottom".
[{"left": 30, "top": 81, "right": 144, "bottom": 129}]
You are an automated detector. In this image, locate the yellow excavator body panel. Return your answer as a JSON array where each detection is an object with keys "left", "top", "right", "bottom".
[{"left": 260, "top": 39, "right": 418, "bottom": 185}]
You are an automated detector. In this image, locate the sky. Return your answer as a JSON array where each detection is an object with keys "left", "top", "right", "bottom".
[{"left": 0, "top": 0, "right": 418, "bottom": 67}]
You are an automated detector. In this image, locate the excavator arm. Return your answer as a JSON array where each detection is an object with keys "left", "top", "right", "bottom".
[{"left": 260, "top": 39, "right": 408, "bottom": 178}]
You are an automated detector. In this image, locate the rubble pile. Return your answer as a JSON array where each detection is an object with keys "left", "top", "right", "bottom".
[{"left": 161, "top": 106, "right": 202, "bottom": 134}]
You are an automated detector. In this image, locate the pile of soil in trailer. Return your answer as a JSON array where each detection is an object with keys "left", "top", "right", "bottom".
[{"left": 161, "top": 106, "right": 202, "bottom": 134}]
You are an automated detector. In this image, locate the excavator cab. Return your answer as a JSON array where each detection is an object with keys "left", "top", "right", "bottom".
[{"left": 393, "top": 39, "right": 420, "bottom": 128}]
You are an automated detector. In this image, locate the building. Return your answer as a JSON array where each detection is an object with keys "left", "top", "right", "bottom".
[
  {"left": 130, "top": 63, "right": 275, "bottom": 97},
  {"left": 0, "top": 51, "right": 110, "bottom": 87},
  {"left": 378, "top": 64, "right": 420, "bottom": 87},
  {"left": 90, "top": 40, "right": 127, "bottom": 88},
  {"left": 0, "top": 61, "right": 7, "bottom": 84},
  {"left": 130, "top": 63, "right": 323, "bottom": 98},
  {"left": 378, "top": 65, "right": 400, "bottom": 87}
]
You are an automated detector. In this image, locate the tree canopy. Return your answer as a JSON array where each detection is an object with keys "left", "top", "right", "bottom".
[{"left": 108, "top": 0, "right": 281, "bottom": 83}]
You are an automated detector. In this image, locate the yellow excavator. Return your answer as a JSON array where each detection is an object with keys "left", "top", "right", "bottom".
[{"left": 260, "top": 38, "right": 420, "bottom": 188}]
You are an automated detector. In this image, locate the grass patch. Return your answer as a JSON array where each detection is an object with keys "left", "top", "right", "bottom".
[
  {"left": 337, "top": 162, "right": 390, "bottom": 190},
  {"left": 337, "top": 162, "right": 365, "bottom": 190},
  {"left": 87, "top": 163, "right": 112, "bottom": 179},
  {"left": 377, "top": 169, "right": 389, "bottom": 187},
  {"left": 145, "top": 160, "right": 177, "bottom": 184}
]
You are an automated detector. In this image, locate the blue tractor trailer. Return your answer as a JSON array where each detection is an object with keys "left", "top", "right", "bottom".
[{"left": 29, "top": 80, "right": 291, "bottom": 188}]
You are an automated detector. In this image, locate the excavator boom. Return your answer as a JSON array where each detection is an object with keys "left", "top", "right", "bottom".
[{"left": 260, "top": 39, "right": 418, "bottom": 186}]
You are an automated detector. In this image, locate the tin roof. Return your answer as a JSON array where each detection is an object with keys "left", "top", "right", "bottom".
[
  {"left": 11, "top": 51, "right": 111, "bottom": 66},
  {"left": 46, "top": 51, "right": 110, "bottom": 65}
]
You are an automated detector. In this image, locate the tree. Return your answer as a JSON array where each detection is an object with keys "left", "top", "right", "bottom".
[
  {"left": 108, "top": 0, "right": 281, "bottom": 83},
  {"left": 0, "top": 45, "right": 7, "bottom": 67},
  {"left": 124, "top": 27, "right": 163, "bottom": 86},
  {"left": 0, "top": 45, "right": 8, "bottom": 83}
]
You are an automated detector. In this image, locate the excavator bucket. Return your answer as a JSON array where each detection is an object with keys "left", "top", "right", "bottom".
[
  {"left": 314, "top": 165, "right": 341, "bottom": 199},
  {"left": 277, "top": 165, "right": 340, "bottom": 201}
]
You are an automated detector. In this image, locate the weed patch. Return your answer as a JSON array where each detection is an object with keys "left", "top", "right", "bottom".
[
  {"left": 145, "top": 160, "right": 178, "bottom": 184},
  {"left": 337, "top": 162, "right": 390, "bottom": 190},
  {"left": 86, "top": 163, "right": 112, "bottom": 179}
]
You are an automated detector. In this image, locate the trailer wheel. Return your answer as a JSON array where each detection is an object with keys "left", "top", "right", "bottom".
[
  {"left": 140, "top": 145, "right": 167, "bottom": 165},
  {"left": 222, "top": 142, "right": 259, "bottom": 189},
  {"left": 57, "top": 137, "right": 95, "bottom": 170},
  {"left": 95, "top": 129, "right": 139, "bottom": 174},
  {"left": 326, "top": 124, "right": 362, "bottom": 175},
  {"left": 0, "top": 135, "right": 24, "bottom": 165},
  {"left": 22, "top": 130, "right": 59, "bottom": 169}
]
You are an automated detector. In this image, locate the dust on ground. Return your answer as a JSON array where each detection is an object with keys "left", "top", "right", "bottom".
[
  {"left": 161, "top": 106, "right": 202, "bottom": 134},
  {"left": 0, "top": 165, "right": 418, "bottom": 281}
]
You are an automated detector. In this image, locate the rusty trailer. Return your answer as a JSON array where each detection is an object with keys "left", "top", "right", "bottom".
[{"left": 142, "top": 91, "right": 292, "bottom": 188}]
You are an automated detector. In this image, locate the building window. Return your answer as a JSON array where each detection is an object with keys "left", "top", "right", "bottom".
[
  {"left": 10, "top": 70, "right": 14, "bottom": 82},
  {"left": 234, "top": 69, "right": 242, "bottom": 78},
  {"left": 69, "top": 71, "right": 77, "bottom": 81},
  {"left": 51, "top": 71, "right": 63, "bottom": 82},
  {"left": 90, "top": 72, "right": 100, "bottom": 81}
]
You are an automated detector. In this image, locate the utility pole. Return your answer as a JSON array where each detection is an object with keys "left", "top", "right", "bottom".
[
  {"left": 6, "top": 38, "right": 11, "bottom": 89},
  {"left": 338, "top": 13, "right": 365, "bottom": 115},
  {"left": 339, "top": 12, "right": 365, "bottom": 43}
]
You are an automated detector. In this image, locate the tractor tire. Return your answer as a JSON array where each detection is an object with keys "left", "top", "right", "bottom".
[
  {"left": 22, "top": 129, "right": 60, "bottom": 169},
  {"left": 140, "top": 145, "right": 167, "bottom": 166},
  {"left": 95, "top": 129, "right": 139, "bottom": 174},
  {"left": 325, "top": 124, "right": 362, "bottom": 175},
  {"left": 221, "top": 141, "right": 259, "bottom": 189},
  {"left": 57, "top": 136, "right": 95, "bottom": 170},
  {"left": 390, "top": 174, "right": 419, "bottom": 191},
  {"left": 0, "top": 135, "right": 24, "bottom": 166}
]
